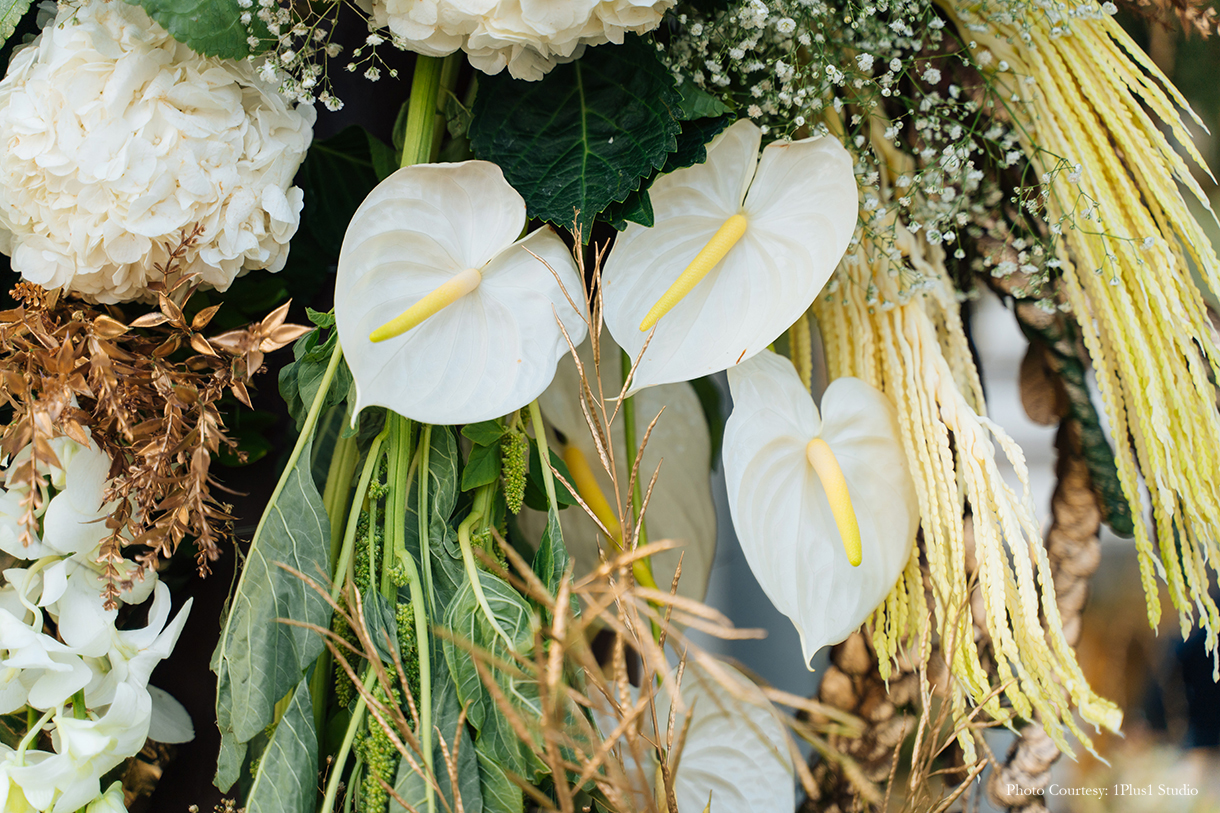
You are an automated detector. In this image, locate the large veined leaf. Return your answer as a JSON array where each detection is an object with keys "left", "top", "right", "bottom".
[
  {"left": 245, "top": 681, "right": 318, "bottom": 813},
  {"left": 390, "top": 660, "right": 484, "bottom": 813},
  {"left": 441, "top": 571, "right": 543, "bottom": 779},
  {"left": 469, "top": 35, "right": 682, "bottom": 234},
  {"left": 0, "top": 0, "right": 30, "bottom": 46},
  {"left": 126, "top": 0, "right": 271, "bottom": 58},
  {"left": 211, "top": 433, "right": 332, "bottom": 790},
  {"left": 476, "top": 744, "right": 524, "bottom": 813},
  {"left": 401, "top": 426, "right": 464, "bottom": 609}
]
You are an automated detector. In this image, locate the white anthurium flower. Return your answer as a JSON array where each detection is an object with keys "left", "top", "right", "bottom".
[
  {"left": 518, "top": 337, "right": 716, "bottom": 600},
  {"left": 598, "top": 660, "right": 794, "bottom": 812},
  {"left": 723, "top": 351, "right": 919, "bottom": 665},
  {"left": 335, "top": 161, "right": 588, "bottom": 424},
  {"left": 602, "top": 119, "right": 857, "bottom": 393},
  {"left": 147, "top": 685, "right": 194, "bottom": 744}
]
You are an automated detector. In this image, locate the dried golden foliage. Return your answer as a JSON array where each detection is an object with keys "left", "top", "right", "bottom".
[
  {"left": 1121, "top": 0, "right": 1217, "bottom": 38},
  {"left": 0, "top": 229, "right": 308, "bottom": 604}
]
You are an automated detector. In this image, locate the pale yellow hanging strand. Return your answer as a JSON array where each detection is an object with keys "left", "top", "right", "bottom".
[
  {"left": 943, "top": 0, "right": 1220, "bottom": 671},
  {"left": 815, "top": 224, "right": 1121, "bottom": 760}
]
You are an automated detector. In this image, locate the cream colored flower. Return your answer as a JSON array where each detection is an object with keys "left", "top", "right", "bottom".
[
  {"left": 602, "top": 120, "right": 858, "bottom": 393},
  {"left": 335, "top": 161, "right": 587, "bottom": 424},
  {"left": 723, "top": 351, "right": 919, "bottom": 665},
  {"left": 0, "top": 1, "right": 314, "bottom": 303},
  {"left": 370, "top": 0, "right": 674, "bottom": 80}
]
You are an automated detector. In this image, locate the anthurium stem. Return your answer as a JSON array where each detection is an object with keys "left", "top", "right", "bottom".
[
  {"left": 319, "top": 666, "right": 377, "bottom": 813},
  {"left": 330, "top": 430, "right": 389, "bottom": 604},
  {"left": 619, "top": 352, "right": 656, "bottom": 581},
  {"left": 457, "top": 486, "right": 513, "bottom": 649},
  {"left": 401, "top": 56, "right": 445, "bottom": 170},
  {"left": 390, "top": 413, "right": 434, "bottom": 813}
]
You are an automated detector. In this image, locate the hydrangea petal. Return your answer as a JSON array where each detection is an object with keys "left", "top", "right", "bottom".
[
  {"left": 724, "top": 351, "right": 918, "bottom": 664},
  {"left": 603, "top": 120, "right": 857, "bottom": 392},
  {"left": 336, "top": 161, "right": 587, "bottom": 424}
]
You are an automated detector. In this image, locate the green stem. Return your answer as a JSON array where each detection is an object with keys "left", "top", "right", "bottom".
[
  {"left": 619, "top": 350, "right": 648, "bottom": 551},
  {"left": 317, "top": 428, "right": 389, "bottom": 734},
  {"left": 401, "top": 56, "right": 445, "bottom": 169},
  {"left": 71, "top": 690, "right": 86, "bottom": 721},
  {"left": 431, "top": 54, "right": 462, "bottom": 162},
  {"left": 457, "top": 487, "right": 513, "bottom": 649},
  {"left": 324, "top": 430, "right": 360, "bottom": 564},
  {"left": 319, "top": 667, "right": 377, "bottom": 813},
  {"left": 16, "top": 707, "right": 53, "bottom": 762},
  {"left": 528, "top": 400, "right": 558, "bottom": 510},
  {"left": 256, "top": 344, "right": 343, "bottom": 546},
  {"left": 618, "top": 353, "right": 661, "bottom": 613},
  {"left": 330, "top": 430, "right": 390, "bottom": 604},
  {"left": 417, "top": 425, "right": 435, "bottom": 611},
  {"left": 392, "top": 414, "right": 434, "bottom": 813}
]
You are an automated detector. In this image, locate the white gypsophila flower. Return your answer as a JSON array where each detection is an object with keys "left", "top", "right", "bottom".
[
  {"left": 369, "top": 0, "right": 676, "bottom": 81},
  {"left": 0, "top": 0, "right": 315, "bottom": 303}
]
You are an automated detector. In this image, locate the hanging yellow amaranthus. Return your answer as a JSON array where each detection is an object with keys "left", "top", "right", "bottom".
[
  {"left": 942, "top": 0, "right": 1220, "bottom": 668},
  {"left": 813, "top": 212, "right": 1121, "bottom": 759}
]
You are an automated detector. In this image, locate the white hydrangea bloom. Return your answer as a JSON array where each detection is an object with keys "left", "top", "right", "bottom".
[
  {"left": 370, "top": 0, "right": 675, "bottom": 80},
  {"left": 0, "top": 0, "right": 315, "bottom": 303}
]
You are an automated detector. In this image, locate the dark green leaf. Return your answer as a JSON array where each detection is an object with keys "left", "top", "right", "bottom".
[
  {"left": 211, "top": 432, "right": 332, "bottom": 790},
  {"left": 531, "top": 509, "right": 570, "bottom": 599},
  {"left": 675, "top": 78, "right": 732, "bottom": 120},
  {"left": 390, "top": 658, "right": 484, "bottom": 813},
  {"left": 402, "top": 426, "right": 464, "bottom": 608},
  {"left": 476, "top": 744, "right": 524, "bottom": 813},
  {"left": 245, "top": 681, "right": 318, "bottom": 813},
  {"left": 298, "top": 127, "right": 387, "bottom": 257},
  {"left": 463, "top": 440, "right": 502, "bottom": 492},
  {"left": 469, "top": 35, "right": 682, "bottom": 234},
  {"left": 663, "top": 115, "right": 733, "bottom": 174},
  {"left": 306, "top": 308, "right": 335, "bottom": 329},
  {"left": 368, "top": 131, "right": 400, "bottom": 181},
  {"left": 463, "top": 420, "right": 507, "bottom": 447},
  {"left": 126, "top": 0, "right": 271, "bottom": 59},
  {"left": 362, "top": 590, "right": 400, "bottom": 663},
  {"left": 523, "top": 442, "right": 578, "bottom": 511},
  {"left": 601, "top": 190, "right": 654, "bottom": 231},
  {"left": 279, "top": 329, "right": 353, "bottom": 431}
]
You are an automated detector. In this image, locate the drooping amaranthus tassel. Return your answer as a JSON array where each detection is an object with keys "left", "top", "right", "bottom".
[
  {"left": 943, "top": 0, "right": 1220, "bottom": 672},
  {"left": 814, "top": 219, "right": 1121, "bottom": 758}
]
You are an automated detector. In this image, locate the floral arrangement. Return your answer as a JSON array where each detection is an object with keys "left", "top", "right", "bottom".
[{"left": 0, "top": 0, "right": 1218, "bottom": 810}]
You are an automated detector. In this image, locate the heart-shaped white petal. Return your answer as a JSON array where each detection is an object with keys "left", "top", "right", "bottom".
[
  {"left": 658, "top": 661, "right": 794, "bottom": 813},
  {"left": 336, "top": 160, "right": 588, "bottom": 424},
  {"left": 602, "top": 120, "right": 857, "bottom": 393},
  {"left": 519, "top": 337, "right": 716, "bottom": 600},
  {"left": 724, "top": 351, "right": 918, "bottom": 665}
]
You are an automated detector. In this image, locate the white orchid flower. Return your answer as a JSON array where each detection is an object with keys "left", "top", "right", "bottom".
[
  {"left": 7, "top": 683, "right": 152, "bottom": 813},
  {"left": 83, "top": 583, "right": 192, "bottom": 707},
  {"left": 520, "top": 337, "right": 716, "bottom": 600},
  {"left": 602, "top": 119, "right": 857, "bottom": 393},
  {"left": 0, "top": 437, "right": 105, "bottom": 562},
  {"left": 601, "top": 660, "right": 794, "bottom": 812},
  {"left": 85, "top": 782, "right": 127, "bottom": 813},
  {"left": 724, "top": 351, "right": 918, "bottom": 664},
  {"left": 335, "top": 161, "right": 588, "bottom": 424}
]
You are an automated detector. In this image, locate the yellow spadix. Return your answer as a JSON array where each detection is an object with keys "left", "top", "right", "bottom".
[
  {"left": 805, "top": 438, "right": 862, "bottom": 567},
  {"left": 639, "top": 214, "right": 748, "bottom": 331},
  {"left": 723, "top": 350, "right": 918, "bottom": 666},
  {"left": 369, "top": 267, "right": 482, "bottom": 342}
]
